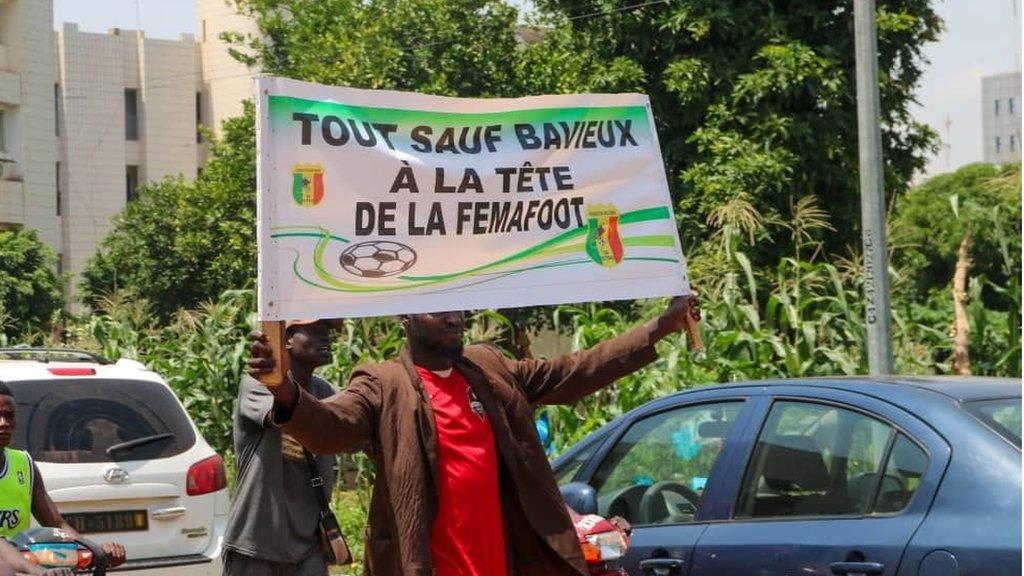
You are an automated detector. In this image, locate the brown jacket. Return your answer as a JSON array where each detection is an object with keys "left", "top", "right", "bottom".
[{"left": 281, "top": 321, "right": 661, "bottom": 575}]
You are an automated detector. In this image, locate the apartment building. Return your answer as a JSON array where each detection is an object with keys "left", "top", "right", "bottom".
[
  {"left": 56, "top": 23, "right": 201, "bottom": 285},
  {"left": 981, "top": 71, "right": 1023, "bottom": 164},
  {"left": 0, "top": 0, "right": 59, "bottom": 252},
  {"left": 0, "top": 0, "right": 257, "bottom": 301}
]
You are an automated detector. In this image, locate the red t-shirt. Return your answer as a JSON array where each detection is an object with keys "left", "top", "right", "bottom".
[{"left": 416, "top": 366, "right": 507, "bottom": 576}]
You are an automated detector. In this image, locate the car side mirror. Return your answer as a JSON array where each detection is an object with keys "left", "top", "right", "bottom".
[{"left": 560, "top": 482, "right": 598, "bottom": 515}]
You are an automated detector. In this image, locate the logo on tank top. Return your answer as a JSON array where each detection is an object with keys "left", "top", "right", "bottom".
[
  {"left": 0, "top": 509, "right": 21, "bottom": 529},
  {"left": 467, "top": 388, "right": 487, "bottom": 421},
  {"left": 16, "top": 471, "right": 24, "bottom": 485}
]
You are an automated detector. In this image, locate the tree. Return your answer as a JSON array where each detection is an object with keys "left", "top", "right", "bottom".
[
  {"left": 0, "top": 229, "right": 63, "bottom": 340},
  {"left": 892, "top": 162, "right": 1021, "bottom": 303},
  {"left": 892, "top": 162, "right": 1022, "bottom": 375},
  {"left": 532, "top": 0, "right": 940, "bottom": 262},
  {"left": 79, "top": 106, "right": 258, "bottom": 319},
  {"left": 231, "top": 0, "right": 521, "bottom": 96}
]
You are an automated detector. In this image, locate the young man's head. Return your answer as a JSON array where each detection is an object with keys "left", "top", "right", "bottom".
[
  {"left": 285, "top": 320, "right": 336, "bottom": 367},
  {"left": 0, "top": 383, "right": 13, "bottom": 450},
  {"left": 402, "top": 311, "right": 466, "bottom": 357}
]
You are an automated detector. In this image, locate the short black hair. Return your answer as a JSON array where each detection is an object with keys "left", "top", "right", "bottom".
[{"left": 0, "top": 382, "right": 11, "bottom": 397}]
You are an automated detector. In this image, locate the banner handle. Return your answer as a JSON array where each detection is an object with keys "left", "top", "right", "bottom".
[
  {"left": 682, "top": 294, "right": 704, "bottom": 357},
  {"left": 258, "top": 320, "right": 290, "bottom": 387}
]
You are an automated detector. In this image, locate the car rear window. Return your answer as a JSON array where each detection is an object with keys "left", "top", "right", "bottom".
[
  {"left": 8, "top": 378, "right": 196, "bottom": 463},
  {"left": 966, "top": 398, "right": 1021, "bottom": 447}
]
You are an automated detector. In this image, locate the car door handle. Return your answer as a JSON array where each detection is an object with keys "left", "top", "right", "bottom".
[
  {"left": 151, "top": 506, "right": 187, "bottom": 520},
  {"left": 830, "top": 561, "right": 884, "bottom": 575},
  {"left": 639, "top": 558, "right": 684, "bottom": 575}
]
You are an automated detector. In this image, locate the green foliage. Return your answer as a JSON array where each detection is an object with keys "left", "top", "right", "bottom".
[
  {"left": 233, "top": 0, "right": 522, "bottom": 97},
  {"left": 892, "top": 162, "right": 1022, "bottom": 303},
  {"left": 0, "top": 228, "right": 63, "bottom": 341},
  {"left": 79, "top": 106, "right": 258, "bottom": 319},
  {"left": 534, "top": 0, "right": 940, "bottom": 259},
  {"left": 891, "top": 162, "right": 1022, "bottom": 375}
]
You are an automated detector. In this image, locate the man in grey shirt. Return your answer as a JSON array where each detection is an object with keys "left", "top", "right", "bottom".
[{"left": 223, "top": 319, "right": 338, "bottom": 576}]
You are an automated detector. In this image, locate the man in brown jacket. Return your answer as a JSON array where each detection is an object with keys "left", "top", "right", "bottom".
[{"left": 249, "top": 297, "right": 696, "bottom": 576}]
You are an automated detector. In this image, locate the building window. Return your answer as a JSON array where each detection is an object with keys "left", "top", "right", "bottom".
[
  {"left": 55, "top": 84, "right": 60, "bottom": 136},
  {"left": 196, "top": 92, "right": 203, "bottom": 143},
  {"left": 995, "top": 99, "right": 1001, "bottom": 116},
  {"left": 996, "top": 136, "right": 1002, "bottom": 153},
  {"left": 0, "top": 109, "right": 6, "bottom": 151},
  {"left": 1011, "top": 134, "right": 1017, "bottom": 152},
  {"left": 56, "top": 162, "right": 61, "bottom": 216},
  {"left": 202, "top": 19, "right": 207, "bottom": 42},
  {"left": 126, "top": 165, "right": 139, "bottom": 202},
  {"left": 125, "top": 89, "right": 139, "bottom": 141},
  {"left": 1011, "top": 97, "right": 1016, "bottom": 115}
]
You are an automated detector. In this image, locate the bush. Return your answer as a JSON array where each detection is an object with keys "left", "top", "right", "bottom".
[{"left": 0, "top": 228, "right": 63, "bottom": 342}]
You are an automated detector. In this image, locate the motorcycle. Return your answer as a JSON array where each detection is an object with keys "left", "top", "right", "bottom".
[
  {"left": 5, "top": 528, "right": 108, "bottom": 576},
  {"left": 568, "top": 505, "right": 630, "bottom": 576}
]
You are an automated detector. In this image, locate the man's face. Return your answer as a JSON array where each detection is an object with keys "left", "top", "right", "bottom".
[
  {"left": 287, "top": 322, "right": 334, "bottom": 366},
  {"left": 0, "top": 396, "right": 14, "bottom": 449},
  {"left": 406, "top": 311, "right": 466, "bottom": 356}
]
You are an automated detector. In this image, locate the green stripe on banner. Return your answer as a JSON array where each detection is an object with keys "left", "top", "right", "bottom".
[
  {"left": 268, "top": 95, "right": 651, "bottom": 133},
  {"left": 399, "top": 208, "right": 674, "bottom": 282},
  {"left": 620, "top": 206, "right": 671, "bottom": 224},
  {"left": 273, "top": 207, "right": 675, "bottom": 291}
]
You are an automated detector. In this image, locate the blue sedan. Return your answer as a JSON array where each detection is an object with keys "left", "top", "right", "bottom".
[{"left": 553, "top": 377, "right": 1021, "bottom": 576}]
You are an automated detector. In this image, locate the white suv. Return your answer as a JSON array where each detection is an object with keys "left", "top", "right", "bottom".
[{"left": 0, "top": 349, "right": 227, "bottom": 575}]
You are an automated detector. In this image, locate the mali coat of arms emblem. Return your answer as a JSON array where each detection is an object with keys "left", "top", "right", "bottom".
[
  {"left": 584, "top": 203, "right": 624, "bottom": 267},
  {"left": 292, "top": 163, "right": 325, "bottom": 207}
]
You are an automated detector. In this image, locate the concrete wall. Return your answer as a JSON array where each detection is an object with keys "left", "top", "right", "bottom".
[
  {"left": 57, "top": 24, "right": 131, "bottom": 289},
  {"left": 141, "top": 36, "right": 199, "bottom": 181}
]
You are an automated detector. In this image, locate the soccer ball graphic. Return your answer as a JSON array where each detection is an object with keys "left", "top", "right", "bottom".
[{"left": 339, "top": 241, "right": 418, "bottom": 278}]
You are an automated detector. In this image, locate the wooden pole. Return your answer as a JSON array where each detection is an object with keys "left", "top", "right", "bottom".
[
  {"left": 257, "top": 320, "right": 290, "bottom": 387},
  {"left": 683, "top": 294, "right": 704, "bottom": 354}
]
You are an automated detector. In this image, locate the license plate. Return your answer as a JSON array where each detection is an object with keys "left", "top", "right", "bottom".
[{"left": 63, "top": 510, "right": 148, "bottom": 534}]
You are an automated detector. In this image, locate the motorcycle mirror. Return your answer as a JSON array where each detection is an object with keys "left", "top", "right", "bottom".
[{"left": 560, "top": 482, "right": 598, "bottom": 516}]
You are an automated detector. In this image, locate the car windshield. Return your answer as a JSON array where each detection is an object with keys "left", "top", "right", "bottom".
[
  {"left": 966, "top": 398, "right": 1022, "bottom": 447},
  {"left": 8, "top": 378, "right": 196, "bottom": 463}
]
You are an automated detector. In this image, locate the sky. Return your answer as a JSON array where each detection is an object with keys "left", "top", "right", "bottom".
[{"left": 53, "top": 0, "right": 1022, "bottom": 179}]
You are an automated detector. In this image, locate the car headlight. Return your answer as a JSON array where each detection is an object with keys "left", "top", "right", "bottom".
[{"left": 582, "top": 529, "right": 628, "bottom": 563}]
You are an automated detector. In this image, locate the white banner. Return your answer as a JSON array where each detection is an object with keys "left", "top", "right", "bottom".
[{"left": 256, "top": 76, "right": 689, "bottom": 320}]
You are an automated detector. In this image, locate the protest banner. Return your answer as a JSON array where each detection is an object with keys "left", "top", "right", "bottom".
[{"left": 256, "top": 76, "right": 690, "bottom": 322}]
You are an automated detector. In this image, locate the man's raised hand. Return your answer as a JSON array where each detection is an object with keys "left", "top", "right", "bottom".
[
  {"left": 247, "top": 330, "right": 276, "bottom": 376},
  {"left": 657, "top": 293, "right": 700, "bottom": 334}
]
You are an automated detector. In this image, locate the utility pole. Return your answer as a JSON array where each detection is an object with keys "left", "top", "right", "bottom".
[{"left": 853, "top": 0, "right": 894, "bottom": 375}]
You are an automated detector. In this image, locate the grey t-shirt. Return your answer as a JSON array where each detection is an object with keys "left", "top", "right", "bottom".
[{"left": 223, "top": 374, "right": 337, "bottom": 563}]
